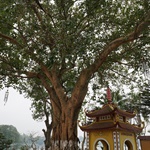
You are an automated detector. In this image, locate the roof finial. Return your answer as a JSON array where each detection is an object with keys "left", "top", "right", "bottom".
[{"left": 106, "top": 85, "right": 112, "bottom": 104}]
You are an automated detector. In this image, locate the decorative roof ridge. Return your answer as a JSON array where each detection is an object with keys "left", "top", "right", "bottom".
[
  {"left": 132, "top": 121, "right": 145, "bottom": 129},
  {"left": 79, "top": 120, "right": 116, "bottom": 131},
  {"left": 117, "top": 121, "right": 144, "bottom": 130},
  {"left": 79, "top": 121, "right": 96, "bottom": 128},
  {"left": 85, "top": 103, "right": 115, "bottom": 117},
  {"left": 115, "top": 107, "right": 136, "bottom": 118}
]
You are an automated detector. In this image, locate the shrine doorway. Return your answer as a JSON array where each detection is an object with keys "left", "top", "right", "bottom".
[
  {"left": 124, "top": 140, "right": 133, "bottom": 150},
  {"left": 94, "top": 138, "right": 109, "bottom": 150}
]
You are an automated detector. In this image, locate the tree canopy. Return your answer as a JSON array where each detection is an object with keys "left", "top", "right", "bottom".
[
  {"left": 0, "top": 0, "right": 150, "bottom": 149},
  {"left": 0, "top": 0, "right": 149, "bottom": 91}
]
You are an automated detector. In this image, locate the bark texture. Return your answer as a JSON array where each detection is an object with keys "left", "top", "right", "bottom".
[{"left": 49, "top": 99, "right": 82, "bottom": 150}]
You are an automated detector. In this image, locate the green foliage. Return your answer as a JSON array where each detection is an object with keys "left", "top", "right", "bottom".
[
  {"left": 112, "top": 86, "right": 150, "bottom": 122},
  {"left": 0, "top": 132, "right": 12, "bottom": 150},
  {"left": 20, "top": 133, "right": 44, "bottom": 150},
  {"left": 0, "top": 124, "right": 44, "bottom": 149},
  {"left": 140, "top": 83, "right": 150, "bottom": 121},
  {"left": 0, "top": 125, "right": 21, "bottom": 143},
  {"left": 0, "top": 0, "right": 149, "bottom": 90}
]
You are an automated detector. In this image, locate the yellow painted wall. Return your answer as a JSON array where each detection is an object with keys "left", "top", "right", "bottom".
[
  {"left": 119, "top": 131, "right": 137, "bottom": 150},
  {"left": 89, "top": 130, "right": 113, "bottom": 149},
  {"left": 89, "top": 130, "right": 138, "bottom": 150}
]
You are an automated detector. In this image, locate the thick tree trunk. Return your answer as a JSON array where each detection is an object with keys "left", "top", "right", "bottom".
[
  {"left": 40, "top": 71, "right": 88, "bottom": 150},
  {"left": 50, "top": 103, "right": 80, "bottom": 150}
]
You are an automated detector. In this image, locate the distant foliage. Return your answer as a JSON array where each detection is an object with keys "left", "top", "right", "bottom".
[
  {"left": 0, "top": 124, "right": 44, "bottom": 149},
  {"left": 0, "top": 132, "right": 12, "bottom": 150},
  {"left": 140, "top": 83, "right": 150, "bottom": 121},
  {"left": 0, "top": 125, "right": 21, "bottom": 143}
]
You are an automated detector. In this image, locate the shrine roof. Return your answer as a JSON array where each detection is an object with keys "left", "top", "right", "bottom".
[
  {"left": 118, "top": 122, "right": 143, "bottom": 133},
  {"left": 116, "top": 108, "right": 136, "bottom": 118},
  {"left": 80, "top": 121, "right": 143, "bottom": 133},
  {"left": 86, "top": 103, "right": 135, "bottom": 118},
  {"left": 86, "top": 104, "right": 114, "bottom": 117},
  {"left": 80, "top": 121, "right": 116, "bottom": 131}
]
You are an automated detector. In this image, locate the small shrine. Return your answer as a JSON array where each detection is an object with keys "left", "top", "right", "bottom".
[{"left": 79, "top": 87, "right": 144, "bottom": 150}]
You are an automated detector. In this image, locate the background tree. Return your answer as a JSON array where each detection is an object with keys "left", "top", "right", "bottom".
[
  {"left": 140, "top": 82, "right": 150, "bottom": 121},
  {"left": 0, "top": 0, "right": 150, "bottom": 149},
  {"left": 21, "top": 132, "right": 44, "bottom": 150},
  {"left": 0, "top": 132, "right": 12, "bottom": 150},
  {"left": 0, "top": 124, "right": 44, "bottom": 149},
  {"left": 0, "top": 125, "right": 21, "bottom": 144}
]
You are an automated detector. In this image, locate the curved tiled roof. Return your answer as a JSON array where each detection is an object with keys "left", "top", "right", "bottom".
[
  {"left": 80, "top": 121, "right": 143, "bottom": 133},
  {"left": 118, "top": 122, "right": 143, "bottom": 133},
  {"left": 116, "top": 108, "right": 136, "bottom": 118},
  {"left": 86, "top": 104, "right": 135, "bottom": 118},
  {"left": 80, "top": 121, "right": 116, "bottom": 131},
  {"left": 86, "top": 104, "right": 114, "bottom": 117}
]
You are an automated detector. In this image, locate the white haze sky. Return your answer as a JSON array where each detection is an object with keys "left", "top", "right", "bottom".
[{"left": 0, "top": 88, "right": 45, "bottom": 136}]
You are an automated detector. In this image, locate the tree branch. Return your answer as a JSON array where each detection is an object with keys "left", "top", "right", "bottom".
[
  {"left": 0, "top": 32, "right": 22, "bottom": 47},
  {"left": 37, "top": 73, "right": 61, "bottom": 110},
  {"left": 72, "top": 11, "right": 150, "bottom": 104},
  {"left": 34, "top": 0, "right": 56, "bottom": 28},
  {"left": 39, "top": 64, "right": 68, "bottom": 106},
  {"left": 109, "top": 69, "right": 135, "bottom": 82},
  {"left": 94, "top": 11, "right": 150, "bottom": 71},
  {"left": 31, "top": 2, "right": 43, "bottom": 23}
]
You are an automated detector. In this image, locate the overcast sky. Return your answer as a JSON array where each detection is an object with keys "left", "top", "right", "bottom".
[{"left": 0, "top": 88, "right": 45, "bottom": 136}]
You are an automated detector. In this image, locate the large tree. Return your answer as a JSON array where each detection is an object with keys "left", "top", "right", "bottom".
[{"left": 0, "top": 0, "right": 150, "bottom": 149}]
